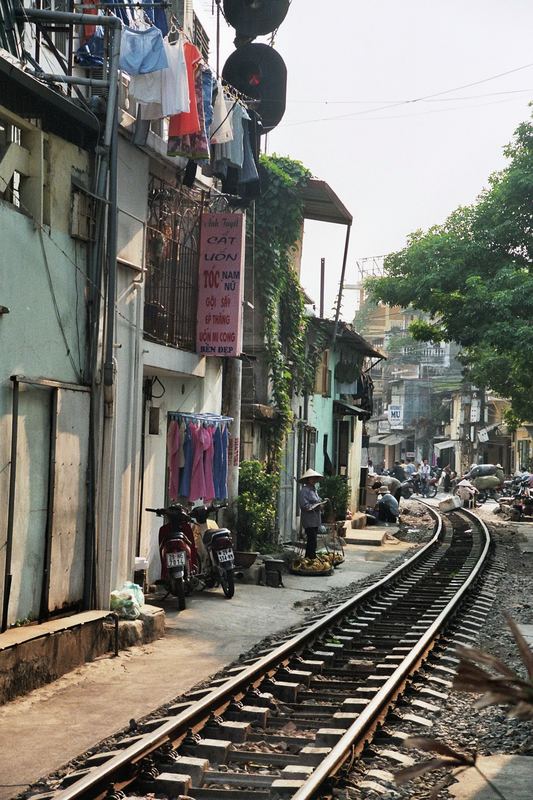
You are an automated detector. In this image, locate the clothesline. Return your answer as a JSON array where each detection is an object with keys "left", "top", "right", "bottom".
[
  {"left": 168, "top": 411, "right": 233, "bottom": 424},
  {"left": 75, "top": 1, "right": 253, "bottom": 108}
]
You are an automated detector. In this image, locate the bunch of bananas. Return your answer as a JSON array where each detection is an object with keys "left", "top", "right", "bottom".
[{"left": 291, "top": 553, "right": 335, "bottom": 573}]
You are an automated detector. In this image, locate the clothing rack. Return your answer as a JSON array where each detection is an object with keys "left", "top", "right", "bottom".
[{"left": 168, "top": 411, "right": 233, "bottom": 424}]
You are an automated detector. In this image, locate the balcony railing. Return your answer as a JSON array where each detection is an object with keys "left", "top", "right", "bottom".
[{"left": 144, "top": 176, "right": 203, "bottom": 352}]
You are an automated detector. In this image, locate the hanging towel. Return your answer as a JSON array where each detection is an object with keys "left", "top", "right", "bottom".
[{"left": 119, "top": 26, "right": 168, "bottom": 76}]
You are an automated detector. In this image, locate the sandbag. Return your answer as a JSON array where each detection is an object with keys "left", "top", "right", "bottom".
[{"left": 473, "top": 475, "right": 501, "bottom": 490}]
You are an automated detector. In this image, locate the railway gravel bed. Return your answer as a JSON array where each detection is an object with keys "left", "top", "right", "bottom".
[{"left": 337, "top": 519, "right": 533, "bottom": 800}]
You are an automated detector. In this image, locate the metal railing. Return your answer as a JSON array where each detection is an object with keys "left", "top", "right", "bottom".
[{"left": 143, "top": 176, "right": 203, "bottom": 352}]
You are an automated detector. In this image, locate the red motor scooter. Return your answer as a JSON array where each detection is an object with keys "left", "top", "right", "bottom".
[
  {"left": 147, "top": 503, "right": 235, "bottom": 610},
  {"left": 146, "top": 504, "right": 198, "bottom": 610}
]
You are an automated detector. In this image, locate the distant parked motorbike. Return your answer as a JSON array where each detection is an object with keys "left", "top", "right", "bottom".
[
  {"left": 147, "top": 503, "right": 235, "bottom": 610},
  {"left": 408, "top": 472, "right": 439, "bottom": 498}
]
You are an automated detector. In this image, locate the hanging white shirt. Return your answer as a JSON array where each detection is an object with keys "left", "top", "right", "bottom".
[
  {"left": 129, "top": 35, "right": 190, "bottom": 121},
  {"left": 210, "top": 81, "right": 234, "bottom": 144}
]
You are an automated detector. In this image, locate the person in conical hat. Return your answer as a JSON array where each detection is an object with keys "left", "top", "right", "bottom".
[{"left": 298, "top": 468, "right": 326, "bottom": 560}]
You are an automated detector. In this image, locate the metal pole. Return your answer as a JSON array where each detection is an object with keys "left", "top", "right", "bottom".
[
  {"left": 216, "top": 0, "right": 221, "bottom": 77},
  {"left": 32, "top": 73, "right": 110, "bottom": 88},
  {"left": 103, "top": 101, "right": 118, "bottom": 413},
  {"left": 332, "top": 223, "right": 352, "bottom": 345},
  {"left": 223, "top": 358, "right": 242, "bottom": 505},
  {"left": 2, "top": 378, "right": 19, "bottom": 631},
  {"left": 39, "top": 388, "right": 58, "bottom": 621},
  {"left": 319, "top": 257, "right": 325, "bottom": 318}
]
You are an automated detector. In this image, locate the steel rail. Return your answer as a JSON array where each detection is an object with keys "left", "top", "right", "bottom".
[
  {"left": 56, "top": 512, "right": 443, "bottom": 799},
  {"left": 292, "top": 506, "right": 491, "bottom": 799}
]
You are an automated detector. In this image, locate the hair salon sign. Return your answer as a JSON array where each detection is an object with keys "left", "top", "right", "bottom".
[{"left": 197, "top": 213, "right": 244, "bottom": 357}]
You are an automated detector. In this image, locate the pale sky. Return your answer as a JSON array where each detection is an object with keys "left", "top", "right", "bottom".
[{"left": 196, "top": 1, "right": 533, "bottom": 320}]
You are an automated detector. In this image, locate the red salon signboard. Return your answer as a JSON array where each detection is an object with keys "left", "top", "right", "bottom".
[{"left": 197, "top": 212, "right": 244, "bottom": 357}]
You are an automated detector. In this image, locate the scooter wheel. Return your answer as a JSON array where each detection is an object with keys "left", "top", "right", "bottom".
[
  {"left": 427, "top": 485, "right": 438, "bottom": 498},
  {"left": 170, "top": 576, "right": 186, "bottom": 610},
  {"left": 220, "top": 569, "right": 235, "bottom": 599}
]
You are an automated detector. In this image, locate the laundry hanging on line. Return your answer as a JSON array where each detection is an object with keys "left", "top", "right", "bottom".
[
  {"left": 167, "top": 413, "right": 232, "bottom": 504},
  {"left": 74, "top": 1, "right": 261, "bottom": 203}
]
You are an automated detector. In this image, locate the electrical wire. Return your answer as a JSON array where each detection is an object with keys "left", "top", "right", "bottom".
[
  {"left": 289, "top": 88, "right": 533, "bottom": 105},
  {"left": 283, "top": 61, "right": 533, "bottom": 127}
]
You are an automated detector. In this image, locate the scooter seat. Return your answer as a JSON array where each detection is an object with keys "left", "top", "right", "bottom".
[{"left": 202, "top": 527, "right": 231, "bottom": 546}]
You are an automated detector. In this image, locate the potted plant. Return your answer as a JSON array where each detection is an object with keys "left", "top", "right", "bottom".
[
  {"left": 233, "top": 460, "right": 279, "bottom": 552},
  {"left": 319, "top": 475, "right": 350, "bottom": 522}
]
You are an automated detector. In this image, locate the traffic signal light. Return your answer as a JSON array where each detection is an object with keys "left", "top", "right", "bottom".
[
  {"left": 222, "top": 43, "right": 286, "bottom": 132},
  {"left": 223, "top": 0, "right": 289, "bottom": 38},
  {"left": 221, "top": 0, "right": 289, "bottom": 133}
]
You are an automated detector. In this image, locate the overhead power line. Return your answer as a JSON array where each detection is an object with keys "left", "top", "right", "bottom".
[{"left": 284, "top": 61, "right": 533, "bottom": 127}]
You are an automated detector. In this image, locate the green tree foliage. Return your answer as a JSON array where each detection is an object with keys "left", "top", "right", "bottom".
[
  {"left": 367, "top": 120, "right": 533, "bottom": 420},
  {"left": 236, "top": 460, "right": 278, "bottom": 550},
  {"left": 250, "top": 155, "right": 312, "bottom": 466}
]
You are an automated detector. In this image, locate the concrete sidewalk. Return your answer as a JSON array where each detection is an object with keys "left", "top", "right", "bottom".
[{"left": 0, "top": 539, "right": 411, "bottom": 798}]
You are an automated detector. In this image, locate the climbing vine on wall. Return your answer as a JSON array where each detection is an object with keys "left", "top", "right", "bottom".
[{"left": 248, "top": 155, "right": 312, "bottom": 467}]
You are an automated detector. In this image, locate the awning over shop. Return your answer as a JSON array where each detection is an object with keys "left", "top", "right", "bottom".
[
  {"left": 434, "top": 439, "right": 459, "bottom": 451},
  {"left": 379, "top": 434, "right": 405, "bottom": 446},
  {"left": 333, "top": 400, "right": 368, "bottom": 418},
  {"left": 369, "top": 435, "right": 386, "bottom": 445},
  {"left": 300, "top": 179, "right": 353, "bottom": 225}
]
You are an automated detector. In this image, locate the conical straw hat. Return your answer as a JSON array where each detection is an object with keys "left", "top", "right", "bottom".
[{"left": 298, "top": 468, "right": 324, "bottom": 482}]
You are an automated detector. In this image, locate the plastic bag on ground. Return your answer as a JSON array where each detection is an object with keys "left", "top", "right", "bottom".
[{"left": 110, "top": 581, "right": 144, "bottom": 620}]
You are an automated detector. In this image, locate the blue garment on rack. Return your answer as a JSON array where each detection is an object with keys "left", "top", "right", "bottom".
[
  {"left": 75, "top": 27, "right": 105, "bottom": 67},
  {"left": 178, "top": 422, "right": 193, "bottom": 498},
  {"left": 142, "top": 0, "right": 169, "bottom": 37},
  {"left": 213, "top": 424, "right": 224, "bottom": 499},
  {"left": 202, "top": 67, "right": 214, "bottom": 136},
  {"left": 220, "top": 424, "right": 229, "bottom": 499}
]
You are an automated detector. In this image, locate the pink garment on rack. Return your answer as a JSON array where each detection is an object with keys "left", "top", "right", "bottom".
[
  {"left": 178, "top": 420, "right": 186, "bottom": 468},
  {"left": 203, "top": 426, "right": 216, "bottom": 502},
  {"left": 189, "top": 423, "right": 210, "bottom": 501},
  {"left": 167, "top": 420, "right": 181, "bottom": 500}
]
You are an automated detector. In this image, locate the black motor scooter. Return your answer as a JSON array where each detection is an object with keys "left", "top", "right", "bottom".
[{"left": 188, "top": 503, "right": 236, "bottom": 599}]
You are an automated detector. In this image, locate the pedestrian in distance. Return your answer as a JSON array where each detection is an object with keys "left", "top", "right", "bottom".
[
  {"left": 442, "top": 465, "right": 452, "bottom": 493},
  {"left": 376, "top": 487, "right": 399, "bottom": 523},
  {"left": 391, "top": 460, "right": 407, "bottom": 482},
  {"left": 298, "top": 469, "right": 328, "bottom": 560},
  {"left": 418, "top": 458, "right": 431, "bottom": 497},
  {"left": 405, "top": 459, "right": 417, "bottom": 478}
]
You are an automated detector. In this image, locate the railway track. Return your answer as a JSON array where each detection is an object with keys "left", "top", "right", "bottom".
[{"left": 37, "top": 504, "right": 492, "bottom": 800}]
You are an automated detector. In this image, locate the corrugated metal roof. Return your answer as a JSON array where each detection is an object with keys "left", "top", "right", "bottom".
[{"left": 300, "top": 179, "right": 353, "bottom": 226}]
